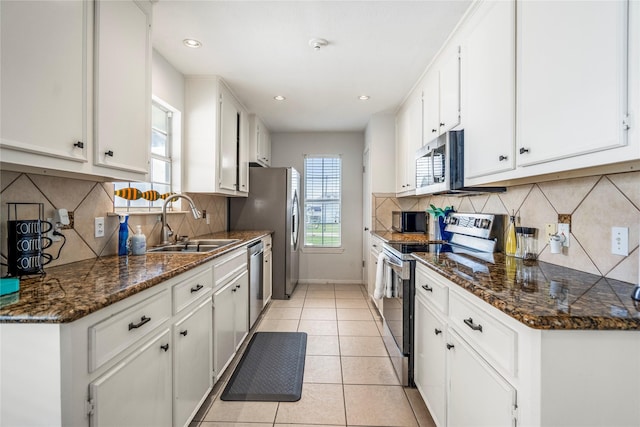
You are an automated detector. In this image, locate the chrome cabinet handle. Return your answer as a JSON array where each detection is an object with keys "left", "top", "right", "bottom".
[
  {"left": 190, "top": 284, "right": 203, "bottom": 293},
  {"left": 519, "top": 147, "right": 530, "bottom": 155},
  {"left": 128, "top": 315, "right": 150, "bottom": 331},
  {"left": 464, "top": 317, "right": 483, "bottom": 332},
  {"left": 422, "top": 284, "right": 433, "bottom": 292}
]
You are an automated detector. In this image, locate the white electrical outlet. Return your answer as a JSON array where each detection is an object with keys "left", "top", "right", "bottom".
[
  {"left": 611, "top": 226, "right": 629, "bottom": 256},
  {"left": 95, "top": 217, "right": 105, "bottom": 238},
  {"left": 557, "top": 223, "right": 570, "bottom": 247}
]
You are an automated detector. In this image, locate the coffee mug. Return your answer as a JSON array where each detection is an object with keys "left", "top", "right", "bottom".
[{"left": 8, "top": 219, "right": 53, "bottom": 237}]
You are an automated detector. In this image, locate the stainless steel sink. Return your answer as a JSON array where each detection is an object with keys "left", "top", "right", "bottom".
[{"left": 147, "top": 238, "right": 240, "bottom": 254}]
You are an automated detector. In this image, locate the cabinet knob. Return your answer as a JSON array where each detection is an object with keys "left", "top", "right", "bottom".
[
  {"left": 446, "top": 343, "right": 455, "bottom": 350},
  {"left": 160, "top": 343, "right": 170, "bottom": 352},
  {"left": 431, "top": 129, "right": 437, "bottom": 133},
  {"left": 236, "top": 284, "right": 241, "bottom": 289},
  {"left": 439, "top": 122, "right": 445, "bottom": 127},
  {"left": 519, "top": 147, "right": 530, "bottom": 155},
  {"left": 499, "top": 155, "right": 508, "bottom": 161},
  {"left": 180, "top": 330, "right": 188, "bottom": 337},
  {"left": 434, "top": 329, "right": 442, "bottom": 335},
  {"left": 73, "top": 141, "right": 84, "bottom": 149},
  {"left": 105, "top": 150, "right": 114, "bottom": 157},
  {"left": 232, "top": 288, "right": 237, "bottom": 292}
]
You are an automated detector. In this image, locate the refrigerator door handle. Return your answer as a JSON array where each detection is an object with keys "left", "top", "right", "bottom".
[{"left": 292, "top": 190, "right": 300, "bottom": 251}]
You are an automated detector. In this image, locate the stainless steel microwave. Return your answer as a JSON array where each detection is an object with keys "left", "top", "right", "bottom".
[
  {"left": 392, "top": 211, "right": 427, "bottom": 234},
  {"left": 415, "top": 130, "right": 505, "bottom": 196}
]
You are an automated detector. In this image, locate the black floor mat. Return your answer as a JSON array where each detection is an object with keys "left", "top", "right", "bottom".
[{"left": 220, "top": 331, "right": 307, "bottom": 402}]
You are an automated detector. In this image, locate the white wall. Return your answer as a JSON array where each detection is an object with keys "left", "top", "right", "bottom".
[
  {"left": 152, "top": 49, "right": 184, "bottom": 111},
  {"left": 271, "top": 132, "right": 365, "bottom": 284}
]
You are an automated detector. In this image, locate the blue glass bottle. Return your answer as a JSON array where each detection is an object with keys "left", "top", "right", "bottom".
[{"left": 118, "top": 214, "right": 129, "bottom": 256}]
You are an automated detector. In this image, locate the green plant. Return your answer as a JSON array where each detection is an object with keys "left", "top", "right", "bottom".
[{"left": 426, "top": 204, "right": 455, "bottom": 218}]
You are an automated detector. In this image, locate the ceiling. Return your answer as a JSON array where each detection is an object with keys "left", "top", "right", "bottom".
[{"left": 152, "top": 1, "right": 471, "bottom": 133}]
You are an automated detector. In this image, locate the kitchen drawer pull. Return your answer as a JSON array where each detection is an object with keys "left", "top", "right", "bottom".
[
  {"left": 434, "top": 329, "right": 442, "bottom": 335},
  {"left": 464, "top": 317, "right": 483, "bottom": 332},
  {"left": 422, "top": 284, "right": 433, "bottom": 292},
  {"left": 160, "top": 343, "right": 169, "bottom": 352},
  {"left": 190, "top": 284, "right": 203, "bottom": 293},
  {"left": 180, "top": 330, "right": 188, "bottom": 337},
  {"left": 446, "top": 343, "right": 455, "bottom": 350},
  {"left": 128, "top": 315, "right": 151, "bottom": 331}
]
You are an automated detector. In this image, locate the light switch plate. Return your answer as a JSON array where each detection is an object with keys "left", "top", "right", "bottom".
[
  {"left": 545, "top": 223, "right": 557, "bottom": 240},
  {"left": 557, "top": 223, "right": 570, "bottom": 247},
  {"left": 611, "top": 226, "right": 629, "bottom": 256},
  {"left": 95, "top": 217, "right": 105, "bottom": 238}
]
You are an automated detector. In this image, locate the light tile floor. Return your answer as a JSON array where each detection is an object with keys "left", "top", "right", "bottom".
[{"left": 191, "top": 283, "right": 436, "bottom": 427}]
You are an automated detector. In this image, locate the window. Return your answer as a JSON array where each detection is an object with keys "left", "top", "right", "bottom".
[
  {"left": 114, "top": 101, "right": 175, "bottom": 211},
  {"left": 303, "top": 155, "right": 341, "bottom": 247}
]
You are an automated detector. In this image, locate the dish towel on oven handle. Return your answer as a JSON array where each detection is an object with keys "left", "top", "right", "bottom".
[{"left": 374, "top": 252, "right": 395, "bottom": 299}]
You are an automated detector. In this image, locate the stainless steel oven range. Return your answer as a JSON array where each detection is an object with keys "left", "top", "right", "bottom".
[{"left": 381, "top": 212, "right": 506, "bottom": 387}]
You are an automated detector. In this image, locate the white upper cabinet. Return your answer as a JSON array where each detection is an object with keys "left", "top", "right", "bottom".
[
  {"left": 249, "top": 114, "right": 271, "bottom": 167},
  {"left": 462, "top": 0, "right": 516, "bottom": 180},
  {"left": 184, "top": 77, "right": 249, "bottom": 196},
  {"left": 0, "top": 1, "right": 88, "bottom": 165},
  {"left": 395, "top": 90, "right": 422, "bottom": 194},
  {"left": 0, "top": 0, "right": 152, "bottom": 181},
  {"left": 516, "top": 0, "right": 630, "bottom": 167},
  {"left": 94, "top": 0, "right": 151, "bottom": 176},
  {"left": 423, "top": 47, "right": 461, "bottom": 145}
]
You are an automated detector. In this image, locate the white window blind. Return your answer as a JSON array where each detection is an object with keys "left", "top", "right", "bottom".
[{"left": 304, "top": 155, "right": 342, "bottom": 247}]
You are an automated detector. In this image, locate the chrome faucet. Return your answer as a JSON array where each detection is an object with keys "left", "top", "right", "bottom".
[{"left": 161, "top": 193, "right": 201, "bottom": 245}]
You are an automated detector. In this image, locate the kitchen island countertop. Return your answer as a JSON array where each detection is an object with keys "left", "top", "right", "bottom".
[{"left": 0, "top": 230, "right": 270, "bottom": 323}]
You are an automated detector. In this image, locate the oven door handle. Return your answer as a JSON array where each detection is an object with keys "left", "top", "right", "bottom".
[{"left": 384, "top": 256, "right": 403, "bottom": 269}]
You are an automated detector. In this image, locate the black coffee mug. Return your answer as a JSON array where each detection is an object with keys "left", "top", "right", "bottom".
[{"left": 7, "top": 219, "right": 54, "bottom": 276}]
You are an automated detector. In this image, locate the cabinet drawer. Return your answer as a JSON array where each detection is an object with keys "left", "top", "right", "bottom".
[
  {"left": 449, "top": 290, "right": 517, "bottom": 376},
  {"left": 173, "top": 268, "right": 213, "bottom": 314},
  {"left": 89, "top": 289, "right": 171, "bottom": 372},
  {"left": 213, "top": 248, "right": 247, "bottom": 290},
  {"left": 415, "top": 264, "right": 449, "bottom": 314}
]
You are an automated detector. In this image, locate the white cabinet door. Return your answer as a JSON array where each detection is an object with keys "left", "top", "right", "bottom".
[
  {"left": 0, "top": 0, "right": 87, "bottom": 163},
  {"left": 94, "top": 0, "right": 150, "bottom": 176},
  {"left": 423, "top": 71, "right": 440, "bottom": 144},
  {"left": 463, "top": 0, "right": 515, "bottom": 179},
  {"left": 213, "top": 282, "right": 235, "bottom": 377},
  {"left": 517, "top": 0, "right": 628, "bottom": 167},
  {"left": 90, "top": 329, "right": 172, "bottom": 427},
  {"left": 219, "top": 85, "right": 240, "bottom": 192},
  {"left": 233, "top": 270, "right": 249, "bottom": 349},
  {"left": 173, "top": 299, "right": 213, "bottom": 427},
  {"left": 263, "top": 249, "right": 273, "bottom": 306},
  {"left": 395, "top": 105, "right": 410, "bottom": 193},
  {"left": 395, "top": 92, "right": 421, "bottom": 193},
  {"left": 447, "top": 330, "right": 516, "bottom": 427},
  {"left": 414, "top": 298, "right": 447, "bottom": 427},
  {"left": 438, "top": 51, "right": 460, "bottom": 135}
]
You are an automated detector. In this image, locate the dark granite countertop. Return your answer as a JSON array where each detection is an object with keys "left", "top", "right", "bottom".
[
  {"left": 372, "top": 231, "right": 434, "bottom": 244},
  {"left": 0, "top": 231, "right": 270, "bottom": 324},
  {"left": 372, "top": 230, "right": 640, "bottom": 330}
]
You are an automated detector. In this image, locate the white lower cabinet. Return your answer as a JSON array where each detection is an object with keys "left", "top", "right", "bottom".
[
  {"left": 173, "top": 299, "right": 213, "bottom": 427},
  {"left": 414, "top": 262, "right": 640, "bottom": 427},
  {"left": 446, "top": 330, "right": 516, "bottom": 427},
  {"left": 263, "top": 235, "right": 273, "bottom": 306},
  {"left": 214, "top": 269, "right": 249, "bottom": 378},
  {"left": 89, "top": 328, "right": 173, "bottom": 427}
]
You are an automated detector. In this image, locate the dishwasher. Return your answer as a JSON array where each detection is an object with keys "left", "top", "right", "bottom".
[{"left": 248, "top": 241, "right": 264, "bottom": 328}]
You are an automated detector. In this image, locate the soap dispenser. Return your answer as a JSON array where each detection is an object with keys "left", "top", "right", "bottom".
[{"left": 131, "top": 225, "right": 147, "bottom": 255}]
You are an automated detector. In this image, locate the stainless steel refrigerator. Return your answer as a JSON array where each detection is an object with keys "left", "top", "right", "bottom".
[{"left": 229, "top": 167, "right": 300, "bottom": 299}]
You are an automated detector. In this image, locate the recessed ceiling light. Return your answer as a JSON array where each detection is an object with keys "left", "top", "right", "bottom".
[
  {"left": 359, "top": 95, "right": 370, "bottom": 101},
  {"left": 183, "top": 39, "right": 202, "bottom": 48},
  {"left": 274, "top": 95, "right": 286, "bottom": 101}
]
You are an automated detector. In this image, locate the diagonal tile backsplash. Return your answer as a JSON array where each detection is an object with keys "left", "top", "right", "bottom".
[
  {"left": 0, "top": 171, "right": 227, "bottom": 276},
  {"left": 373, "top": 170, "right": 640, "bottom": 284}
]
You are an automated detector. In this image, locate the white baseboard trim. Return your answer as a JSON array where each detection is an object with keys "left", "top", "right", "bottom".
[{"left": 298, "top": 279, "right": 364, "bottom": 285}]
